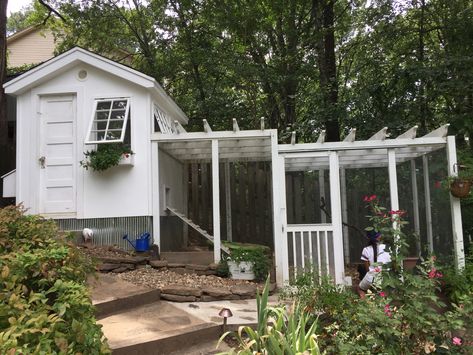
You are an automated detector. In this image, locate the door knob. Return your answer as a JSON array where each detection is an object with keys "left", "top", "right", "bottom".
[{"left": 39, "top": 156, "right": 46, "bottom": 169}]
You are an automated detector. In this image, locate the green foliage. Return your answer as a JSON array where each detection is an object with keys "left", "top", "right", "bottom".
[
  {"left": 218, "top": 277, "right": 321, "bottom": 355},
  {"left": 223, "top": 242, "right": 271, "bottom": 281},
  {"left": 216, "top": 259, "right": 230, "bottom": 278},
  {"left": 0, "top": 206, "right": 109, "bottom": 354},
  {"left": 80, "top": 143, "right": 133, "bottom": 172},
  {"left": 442, "top": 251, "right": 473, "bottom": 304},
  {"left": 281, "top": 200, "right": 472, "bottom": 354}
]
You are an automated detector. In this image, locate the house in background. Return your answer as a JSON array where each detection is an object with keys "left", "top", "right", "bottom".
[
  {"left": 7, "top": 25, "right": 58, "bottom": 68},
  {"left": 7, "top": 25, "right": 133, "bottom": 69},
  {"left": 2, "top": 47, "right": 466, "bottom": 286}
]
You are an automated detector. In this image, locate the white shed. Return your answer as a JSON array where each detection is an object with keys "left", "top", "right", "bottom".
[{"left": 3, "top": 47, "right": 188, "bottom": 245}]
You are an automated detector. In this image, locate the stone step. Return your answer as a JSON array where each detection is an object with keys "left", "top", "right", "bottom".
[
  {"left": 89, "top": 274, "right": 161, "bottom": 319},
  {"left": 99, "top": 301, "right": 222, "bottom": 355},
  {"left": 161, "top": 251, "right": 214, "bottom": 265}
]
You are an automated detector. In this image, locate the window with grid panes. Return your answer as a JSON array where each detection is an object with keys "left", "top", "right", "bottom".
[{"left": 86, "top": 98, "right": 130, "bottom": 144}]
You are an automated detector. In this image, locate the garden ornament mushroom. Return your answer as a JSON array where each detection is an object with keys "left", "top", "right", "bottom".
[{"left": 218, "top": 307, "right": 233, "bottom": 333}]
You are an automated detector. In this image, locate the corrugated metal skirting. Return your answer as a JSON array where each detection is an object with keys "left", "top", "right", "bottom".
[{"left": 55, "top": 216, "right": 153, "bottom": 251}]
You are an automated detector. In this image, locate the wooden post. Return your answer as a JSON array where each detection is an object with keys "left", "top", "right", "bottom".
[
  {"left": 340, "top": 168, "right": 350, "bottom": 264},
  {"left": 422, "top": 155, "right": 434, "bottom": 253},
  {"left": 329, "top": 152, "right": 345, "bottom": 284},
  {"left": 446, "top": 136, "right": 465, "bottom": 269},
  {"left": 212, "top": 139, "right": 221, "bottom": 263},
  {"left": 319, "top": 169, "right": 326, "bottom": 223},
  {"left": 271, "top": 131, "right": 288, "bottom": 285},
  {"left": 388, "top": 149, "right": 400, "bottom": 256},
  {"left": 224, "top": 161, "right": 232, "bottom": 242},
  {"left": 410, "top": 160, "right": 421, "bottom": 255},
  {"left": 151, "top": 142, "right": 160, "bottom": 248}
]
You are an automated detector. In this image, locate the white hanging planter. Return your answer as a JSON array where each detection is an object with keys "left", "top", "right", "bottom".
[
  {"left": 228, "top": 261, "right": 255, "bottom": 280},
  {"left": 118, "top": 153, "right": 134, "bottom": 166}
]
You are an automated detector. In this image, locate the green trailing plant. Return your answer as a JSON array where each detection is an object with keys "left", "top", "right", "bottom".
[
  {"left": 80, "top": 143, "right": 133, "bottom": 172},
  {"left": 218, "top": 277, "right": 321, "bottom": 355},
  {"left": 223, "top": 242, "right": 271, "bottom": 281},
  {"left": 0, "top": 206, "right": 110, "bottom": 354}
]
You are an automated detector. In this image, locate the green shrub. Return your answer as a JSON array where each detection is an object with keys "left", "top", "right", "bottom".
[
  {"left": 442, "top": 251, "right": 473, "bottom": 304},
  {"left": 0, "top": 206, "right": 109, "bottom": 354},
  {"left": 218, "top": 277, "right": 321, "bottom": 354},
  {"left": 216, "top": 259, "right": 230, "bottom": 278}
]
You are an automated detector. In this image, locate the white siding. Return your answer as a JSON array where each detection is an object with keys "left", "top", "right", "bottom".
[{"left": 16, "top": 63, "right": 154, "bottom": 219}]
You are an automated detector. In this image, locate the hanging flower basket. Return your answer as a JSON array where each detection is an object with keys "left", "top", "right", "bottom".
[{"left": 449, "top": 178, "right": 472, "bottom": 198}]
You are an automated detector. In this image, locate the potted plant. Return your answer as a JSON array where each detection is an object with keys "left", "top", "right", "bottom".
[
  {"left": 443, "top": 163, "right": 473, "bottom": 198},
  {"left": 222, "top": 241, "right": 271, "bottom": 281},
  {"left": 80, "top": 143, "right": 134, "bottom": 172}
]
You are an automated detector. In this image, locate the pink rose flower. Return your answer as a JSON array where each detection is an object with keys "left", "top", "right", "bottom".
[
  {"left": 374, "top": 267, "right": 381, "bottom": 273},
  {"left": 452, "top": 337, "right": 462, "bottom": 346},
  {"left": 379, "top": 291, "right": 386, "bottom": 297},
  {"left": 428, "top": 268, "right": 437, "bottom": 279},
  {"left": 384, "top": 304, "right": 392, "bottom": 317}
]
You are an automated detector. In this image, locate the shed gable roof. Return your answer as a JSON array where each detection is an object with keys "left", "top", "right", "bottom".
[{"left": 4, "top": 47, "right": 188, "bottom": 124}]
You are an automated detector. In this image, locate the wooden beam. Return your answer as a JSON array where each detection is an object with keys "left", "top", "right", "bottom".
[
  {"left": 203, "top": 119, "right": 212, "bottom": 133},
  {"left": 410, "top": 159, "right": 421, "bottom": 256},
  {"left": 291, "top": 132, "right": 296, "bottom": 145},
  {"left": 446, "top": 136, "right": 465, "bottom": 269},
  {"left": 423, "top": 155, "right": 433, "bottom": 254},
  {"left": 212, "top": 139, "right": 221, "bottom": 263},
  {"left": 343, "top": 128, "right": 356, "bottom": 142},
  {"left": 397, "top": 125, "right": 418, "bottom": 139},
  {"left": 423, "top": 124, "right": 450, "bottom": 138},
  {"left": 329, "top": 152, "right": 345, "bottom": 284},
  {"left": 316, "top": 130, "right": 326, "bottom": 143},
  {"left": 369, "top": 127, "right": 388, "bottom": 141},
  {"left": 173, "top": 120, "right": 187, "bottom": 134},
  {"left": 233, "top": 118, "right": 240, "bottom": 132},
  {"left": 151, "top": 142, "right": 160, "bottom": 248}
]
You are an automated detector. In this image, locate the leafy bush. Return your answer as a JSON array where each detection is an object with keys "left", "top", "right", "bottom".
[
  {"left": 0, "top": 206, "right": 109, "bottom": 354},
  {"left": 219, "top": 277, "right": 321, "bottom": 355},
  {"left": 80, "top": 143, "right": 132, "bottom": 172},
  {"left": 442, "top": 251, "right": 473, "bottom": 304},
  {"left": 216, "top": 259, "right": 230, "bottom": 278}
]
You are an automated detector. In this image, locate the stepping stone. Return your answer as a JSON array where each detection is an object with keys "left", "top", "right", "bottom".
[
  {"left": 150, "top": 260, "right": 168, "bottom": 268},
  {"left": 230, "top": 284, "right": 257, "bottom": 297},
  {"left": 202, "top": 287, "right": 232, "bottom": 298}
]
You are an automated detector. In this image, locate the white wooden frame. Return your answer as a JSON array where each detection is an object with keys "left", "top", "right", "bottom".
[
  {"left": 85, "top": 97, "right": 131, "bottom": 144},
  {"left": 150, "top": 123, "right": 465, "bottom": 285}
]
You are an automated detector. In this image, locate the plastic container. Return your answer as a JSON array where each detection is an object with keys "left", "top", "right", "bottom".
[
  {"left": 228, "top": 261, "right": 255, "bottom": 280},
  {"left": 135, "top": 233, "right": 150, "bottom": 252}
]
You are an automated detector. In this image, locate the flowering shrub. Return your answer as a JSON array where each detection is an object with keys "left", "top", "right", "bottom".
[{"left": 281, "top": 197, "right": 472, "bottom": 354}]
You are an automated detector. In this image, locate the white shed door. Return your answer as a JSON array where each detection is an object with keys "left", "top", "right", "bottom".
[{"left": 39, "top": 95, "right": 77, "bottom": 214}]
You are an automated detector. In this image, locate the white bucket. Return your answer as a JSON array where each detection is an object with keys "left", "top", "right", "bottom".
[{"left": 228, "top": 261, "right": 255, "bottom": 280}]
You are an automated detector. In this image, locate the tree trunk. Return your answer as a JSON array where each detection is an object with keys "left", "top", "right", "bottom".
[
  {"left": 312, "top": 0, "right": 340, "bottom": 142},
  {"left": 0, "top": 0, "right": 7, "bottom": 147}
]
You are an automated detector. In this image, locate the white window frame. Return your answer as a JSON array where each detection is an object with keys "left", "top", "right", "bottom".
[
  {"left": 85, "top": 97, "right": 131, "bottom": 144},
  {"left": 153, "top": 104, "right": 175, "bottom": 134}
]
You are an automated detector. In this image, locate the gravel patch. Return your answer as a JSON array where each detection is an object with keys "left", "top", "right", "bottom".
[{"left": 115, "top": 267, "right": 263, "bottom": 291}]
